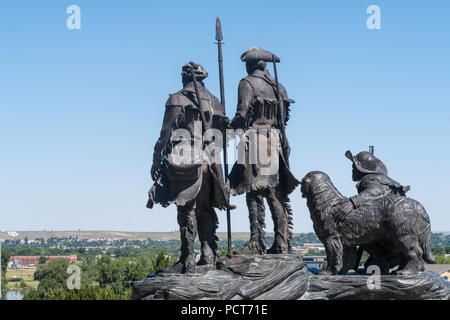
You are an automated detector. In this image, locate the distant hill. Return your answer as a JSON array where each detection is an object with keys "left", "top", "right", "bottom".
[
  {"left": 0, "top": 231, "right": 262, "bottom": 241},
  {"left": 1, "top": 231, "right": 449, "bottom": 244}
]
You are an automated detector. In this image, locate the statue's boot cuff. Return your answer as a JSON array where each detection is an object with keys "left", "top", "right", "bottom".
[
  {"left": 234, "top": 241, "right": 266, "bottom": 255},
  {"left": 197, "top": 256, "right": 215, "bottom": 266},
  {"left": 170, "top": 258, "right": 196, "bottom": 274},
  {"left": 267, "top": 242, "right": 288, "bottom": 254}
]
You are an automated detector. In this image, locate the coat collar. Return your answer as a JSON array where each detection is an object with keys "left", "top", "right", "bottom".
[{"left": 182, "top": 81, "right": 206, "bottom": 95}]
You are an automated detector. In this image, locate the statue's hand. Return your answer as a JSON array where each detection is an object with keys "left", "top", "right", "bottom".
[
  {"left": 230, "top": 116, "right": 245, "bottom": 130},
  {"left": 221, "top": 116, "right": 232, "bottom": 131},
  {"left": 335, "top": 200, "right": 354, "bottom": 220}
]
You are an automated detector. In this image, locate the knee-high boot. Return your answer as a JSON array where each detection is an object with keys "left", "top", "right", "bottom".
[
  {"left": 235, "top": 192, "right": 266, "bottom": 254},
  {"left": 175, "top": 201, "right": 197, "bottom": 273},
  {"left": 266, "top": 188, "right": 288, "bottom": 254},
  {"left": 197, "top": 209, "right": 219, "bottom": 265}
]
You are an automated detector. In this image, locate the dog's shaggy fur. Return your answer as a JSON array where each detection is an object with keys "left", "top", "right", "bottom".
[{"left": 301, "top": 171, "right": 435, "bottom": 275}]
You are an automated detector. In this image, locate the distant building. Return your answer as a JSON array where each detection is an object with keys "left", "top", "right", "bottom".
[
  {"left": 424, "top": 264, "right": 450, "bottom": 280},
  {"left": 301, "top": 243, "right": 325, "bottom": 251},
  {"left": 9, "top": 255, "right": 78, "bottom": 269},
  {"left": 303, "top": 243, "right": 324, "bottom": 248},
  {"left": 291, "top": 246, "right": 309, "bottom": 256}
]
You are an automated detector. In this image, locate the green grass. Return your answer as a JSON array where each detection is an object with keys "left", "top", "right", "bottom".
[
  {"left": 7, "top": 280, "right": 39, "bottom": 289},
  {"left": 6, "top": 270, "right": 35, "bottom": 281},
  {"left": 5, "top": 270, "right": 39, "bottom": 289}
]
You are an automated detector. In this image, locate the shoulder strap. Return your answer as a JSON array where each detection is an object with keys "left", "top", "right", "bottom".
[
  {"left": 181, "top": 91, "right": 200, "bottom": 109},
  {"left": 249, "top": 74, "right": 279, "bottom": 95},
  {"left": 180, "top": 91, "right": 212, "bottom": 131}
]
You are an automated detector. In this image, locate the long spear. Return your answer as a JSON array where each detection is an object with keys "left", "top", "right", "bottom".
[
  {"left": 272, "top": 55, "right": 290, "bottom": 168},
  {"left": 215, "top": 17, "right": 232, "bottom": 257}
]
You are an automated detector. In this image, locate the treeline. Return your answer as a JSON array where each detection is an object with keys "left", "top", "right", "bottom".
[
  {"left": 3, "top": 237, "right": 183, "bottom": 252},
  {"left": 3, "top": 232, "right": 448, "bottom": 266},
  {"left": 23, "top": 250, "right": 172, "bottom": 300},
  {"left": 4, "top": 244, "right": 180, "bottom": 261},
  {"left": 4, "top": 232, "right": 449, "bottom": 251},
  {"left": 290, "top": 233, "right": 321, "bottom": 246}
]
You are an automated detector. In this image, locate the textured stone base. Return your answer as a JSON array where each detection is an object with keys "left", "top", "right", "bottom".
[
  {"left": 132, "top": 254, "right": 450, "bottom": 300},
  {"left": 302, "top": 272, "right": 449, "bottom": 300}
]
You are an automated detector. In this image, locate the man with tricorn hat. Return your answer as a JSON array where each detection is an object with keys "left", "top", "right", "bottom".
[
  {"left": 336, "top": 149, "right": 411, "bottom": 220},
  {"left": 147, "top": 62, "right": 230, "bottom": 273},
  {"left": 228, "top": 47, "right": 299, "bottom": 254}
]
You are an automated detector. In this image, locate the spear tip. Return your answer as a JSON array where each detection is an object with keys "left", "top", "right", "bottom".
[{"left": 215, "top": 17, "right": 223, "bottom": 41}]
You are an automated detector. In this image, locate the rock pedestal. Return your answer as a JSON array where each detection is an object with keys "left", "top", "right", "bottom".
[
  {"left": 132, "top": 254, "right": 450, "bottom": 300},
  {"left": 302, "top": 272, "right": 449, "bottom": 300}
]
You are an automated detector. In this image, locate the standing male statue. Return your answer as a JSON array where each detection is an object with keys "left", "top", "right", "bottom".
[
  {"left": 228, "top": 47, "right": 299, "bottom": 254},
  {"left": 147, "top": 62, "right": 230, "bottom": 273}
]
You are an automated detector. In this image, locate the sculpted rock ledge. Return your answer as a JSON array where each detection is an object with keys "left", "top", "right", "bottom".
[{"left": 132, "top": 254, "right": 450, "bottom": 300}]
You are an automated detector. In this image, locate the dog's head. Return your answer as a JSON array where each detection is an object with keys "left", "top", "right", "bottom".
[{"left": 301, "top": 171, "right": 330, "bottom": 198}]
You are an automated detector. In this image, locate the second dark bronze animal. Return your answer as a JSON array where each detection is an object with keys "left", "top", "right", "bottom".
[{"left": 301, "top": 170, "right": 434, "bottom": 275}]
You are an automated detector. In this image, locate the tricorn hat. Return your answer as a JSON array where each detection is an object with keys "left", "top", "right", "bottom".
[
  {"left": 181, "top": 62, "right": 208, "bottom": 81},
  {"left": 240, "top": 47, "right": 280, "bottom": 63},
  {"left": 345, "top": 150, "right": 388, "bottom": 175}
]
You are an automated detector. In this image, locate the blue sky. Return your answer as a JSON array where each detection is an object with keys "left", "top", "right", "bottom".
[{"left": 1, "top": 1, "right": 449, "bottom": 232}]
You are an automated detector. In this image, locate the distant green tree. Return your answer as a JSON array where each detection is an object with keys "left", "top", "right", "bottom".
[
  {"left": 1, "top": 248, "right": 10, "bottom": 274},
  {"left": 151, "top": 250, "right": 171, "bottom": 272},
  {"left": 42, "top": 286, "right": 126, "bottom": 300},
  {"left": 95, "top": 251, "right": 169, "bottom": 297},
  {"left": 217, "top": 249, "right": 227, "bottom": 257},
  {"left": 19, "top": 279, "right": 27, "bottom": 288},
  {"left": 96, "top": 255, "right": 149, "bottom": 296},
  {"left": 304, "top": 249, "right": 322, "bottom": 256},
  {"left": 38, "top": 256, "right": 48, "bottom": 265},
  {"left": 79, "top": 255, "right": 98, "bottom": 287},
  {"left": 434, "top": 255, "right": 450, "bottom": 264},
  {"left": 34, "top": 258, "right": 71, "bottom": 293},
  {"left": 1, "top": 248, "right": 10, "bottom": 291},
  {"left": 23, "top": 288, "right": 42, "bottom": 300}
]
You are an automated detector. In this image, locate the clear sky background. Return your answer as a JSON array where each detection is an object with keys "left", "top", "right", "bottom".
[{"left": 1, "top": 1, "right": 449, "bottom": 233}]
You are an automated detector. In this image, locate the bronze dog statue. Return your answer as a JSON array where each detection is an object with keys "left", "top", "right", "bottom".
[{"left": 301, "top": 171, "right": 435, "bottom": 275}]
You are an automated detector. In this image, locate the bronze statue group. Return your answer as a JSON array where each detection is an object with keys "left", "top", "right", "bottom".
[{"left": 146, "top": 43, "right": 434, "bottom": 276}]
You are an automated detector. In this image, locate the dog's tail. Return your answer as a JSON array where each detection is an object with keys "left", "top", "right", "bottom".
[
  {"left": 420, "top": 231, "right": 435, "bottom": 264},
  {"left": 417, "top": 204, "right": 435, "bottom": 264}
]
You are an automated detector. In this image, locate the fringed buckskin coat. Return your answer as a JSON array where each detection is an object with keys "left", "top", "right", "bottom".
[
  {"left": 148, "top": 81, "right": 229, "bottom": 209},
  {"left": 228, "top": 69, "right": 299, "bottom": 196}
]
